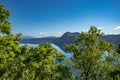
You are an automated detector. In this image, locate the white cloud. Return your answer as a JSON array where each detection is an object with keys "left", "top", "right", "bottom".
[
  {"left": 97, "top": 27, "right": 102, "bottom": 30},
  {"left": 56, "top": 32, "right": 62, "bottom": 35},
  {"left": 114, "top": 26, "right": 120, "bottom": 30},
  {"left": 55, "top": 32, "right": 63, "bottom": 36},
  {"left": 82, "top": 29, "right": 89, "bottom": 32},
  {"left": 39, "top": 32, "right": 46, "bottom": 35}
]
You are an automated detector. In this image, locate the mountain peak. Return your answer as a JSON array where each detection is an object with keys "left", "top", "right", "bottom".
[{"left": 61, "top": 32, "right": 80, "bottom": 38}]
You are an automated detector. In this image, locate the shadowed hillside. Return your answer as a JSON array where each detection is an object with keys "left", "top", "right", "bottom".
[{"left": 21, "top": 32, "right": 120, "bottom": 50}]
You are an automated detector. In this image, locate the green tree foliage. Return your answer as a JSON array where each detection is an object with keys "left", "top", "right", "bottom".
[
  {"left": 0, "top": 4, "right": 73, "bottom": 80},
  {"left": 108, "top": 44, "right": 120, "bottom": 80},
  {"left": 65, "top": 26, "right": 114, "bottom": 80},
  {"left": 13, "top": 43, "right": 64, "bottom": 80},
  {"left": 0, "top": 4, "right": 21, "bottom": 79},
  {"left": 117, "top": 44, "right": 120, "bottom": 54},
  {"left": 12, "top": 43, "right": 73, "bottom": 80},
  {"left": 1, "top": 4, "right": 119, "bottom": 80},
  {"left": 13, "top": 43, "right": 74, "bottom": 80}
]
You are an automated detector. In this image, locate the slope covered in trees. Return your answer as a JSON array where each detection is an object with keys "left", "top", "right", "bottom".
[{"left": 21, "top": 32, "right": 120, "bottom": 51}]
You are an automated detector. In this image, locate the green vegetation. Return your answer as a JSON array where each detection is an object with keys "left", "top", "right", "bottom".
[
  {"left": 65, "top": 26, "right": 114, "bottom": 79},
  {"left": 0, "top": 4, "right": 120, "bottom": 80},
  {"left": 0, "top": 4, "right": 73, "bottom": 80}
]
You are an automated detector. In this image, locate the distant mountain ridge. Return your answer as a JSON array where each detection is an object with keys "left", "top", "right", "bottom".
[
  {"left": 21, "top": 36, "right": 34, "bottom": 39},
  {"left": 21, "top": 32, "right": 120, "bottom": 50}
]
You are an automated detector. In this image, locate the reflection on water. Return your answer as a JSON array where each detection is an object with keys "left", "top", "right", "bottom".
[{"left": 19, "top": 43, "right": 72, "bottom": 58}]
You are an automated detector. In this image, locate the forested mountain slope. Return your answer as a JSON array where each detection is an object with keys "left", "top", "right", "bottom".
[{"left": 21, "top": 32, "right": 120, "bottom": 50}]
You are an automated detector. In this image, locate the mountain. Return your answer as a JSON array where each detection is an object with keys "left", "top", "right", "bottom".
[
  {"left": 21, "top": 36, "right": 58, "bottom": 44},
  {"left": 53, "top": 32, "right": 80, "bottom": 50},
  {"left": 21, "top": 36, "right": 34, "bottom": 39},
  {"left": 21, "top": 32, "right": 120, "bottom": 50},
  {"left": 101, "top": 34, "right": 120, "bottom": 48},
  {"left": 61, "top": 32, "right": 80, "bottom": 38}
]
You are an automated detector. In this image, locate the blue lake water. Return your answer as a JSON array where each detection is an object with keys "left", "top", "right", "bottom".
[{"left": 19, "top": 43, "right": 72, "bottom": 58}]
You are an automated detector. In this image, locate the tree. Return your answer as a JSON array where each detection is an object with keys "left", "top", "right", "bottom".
[
  {"left": 0, "top": 4, "right": 73, "bottom": 80},
  {"left": 0, "top": 4, "right": 21, "bottom": 79},
  {"left": 108, "top": 44, "right": 120, "bottom": 79},
  {"left": 65, "top": 26, "right": 113, "bottom": 80},
  {"left": 117, "top": 44, "right": 120, "bottom": 54},
  {"left": 14, "top": 43, "right": 73, "bottom": 80}
]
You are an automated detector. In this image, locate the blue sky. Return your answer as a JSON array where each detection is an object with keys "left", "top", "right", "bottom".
[{"left": 0, "top": 0, "right": 120, "bottom": 37}]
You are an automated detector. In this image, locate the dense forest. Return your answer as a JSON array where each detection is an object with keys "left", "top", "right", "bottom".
[{"left": 0, "top": 4, "right": 120, "bottom": 80}]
